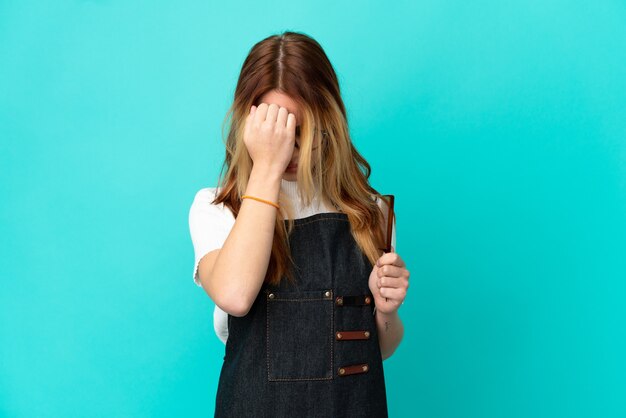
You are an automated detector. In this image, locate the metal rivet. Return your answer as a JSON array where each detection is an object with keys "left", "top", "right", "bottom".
[
  {"left": 365, "top": 296, "right": 371, "bottom": 304},
  {"left": 336, "top": 332, "right": 342, "bottom": 339},
  {"left": 336, "top": 297, "right": 343, "bottom": 305},
  {"left": 362, "top": 365, "right": 368, "bottom": 372},
  {"left": 338, "top": 368, "right": 345, "bottom": 375},
  {"left": 268, "top": 293, "right": 275, "bottom": 299},
  {"left": 364, "top": 331, "right": 370, "bottom": 338},
  {"left": 324, "top": 290, "right": 331, "bottom": 298}
]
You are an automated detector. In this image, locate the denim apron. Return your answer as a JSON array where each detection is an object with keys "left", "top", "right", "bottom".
[{"left": 214, "top": 212, "right": 389, "bottom": 417}]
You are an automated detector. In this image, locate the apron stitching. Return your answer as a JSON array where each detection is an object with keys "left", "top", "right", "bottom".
[
  {"left": 266, "top": 294, "right": 335, "bottom": 382},
  {"left": 266, "top": 296, "right": 270, "bottom": 382},
  {"left": 331, "top": 288, "right": 334, "bottom": 381},
  {"left": 292, "top": 216, "right": 349, "bottom": 227}
]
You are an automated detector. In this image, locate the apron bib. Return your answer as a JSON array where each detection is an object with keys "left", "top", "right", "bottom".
[{"left": 215, "top": 212, "right": 389, "bottom": 417}]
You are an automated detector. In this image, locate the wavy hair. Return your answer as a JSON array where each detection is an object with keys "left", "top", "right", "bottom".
[{"left": 212, "top": 30, "right": 391, "bottom": 286}]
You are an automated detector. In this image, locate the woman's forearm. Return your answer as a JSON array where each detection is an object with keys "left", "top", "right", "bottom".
[
  {"left": 207, "top": 165, "right": 282, "bottom": 317},
  {"left": 375, "top": 309, "right": 404, "bottom": 360}
]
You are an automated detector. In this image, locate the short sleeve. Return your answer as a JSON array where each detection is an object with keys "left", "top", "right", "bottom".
[
  {"left": 188, "top": 187, "right": 236, "bottom": 287},
  {"left": 213, "top": 305, "right": 229, "bottom": 344},
  {"left": 375, "top": 195, "right": 397, "bottom": 252}
]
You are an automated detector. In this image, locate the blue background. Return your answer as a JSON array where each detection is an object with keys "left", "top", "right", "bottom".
[{"left": 1, "top": 1, "right": 625, "bottom": 417}]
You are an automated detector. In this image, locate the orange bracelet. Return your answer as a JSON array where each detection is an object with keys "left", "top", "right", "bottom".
[{"left": 241, "top": 195, "right": 280, "bottom": 209}]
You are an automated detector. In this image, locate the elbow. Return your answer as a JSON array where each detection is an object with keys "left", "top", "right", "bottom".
[
  {"left": 226, "top": 302, "right": 252, "bottom": 317},
  {"left": 381, "top": 347, "right": 397, "bottom": 361},
  {"left": 203, "top": 274, "right": 257, "bottom": 317},
  {"left": 213, "top": 294, "right": 254, "bottom": 317}
]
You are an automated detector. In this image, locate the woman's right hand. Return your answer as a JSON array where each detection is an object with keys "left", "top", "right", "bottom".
[{"left": 243, "top": 103, "right": 296, "bottom": 177}]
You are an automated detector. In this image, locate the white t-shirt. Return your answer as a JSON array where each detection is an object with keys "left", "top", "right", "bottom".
[{"left": 188, "top": 178, "right": 396, "bottom": 344}]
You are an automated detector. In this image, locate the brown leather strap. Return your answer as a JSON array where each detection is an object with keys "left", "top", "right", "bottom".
[
  {"left": 335, "top": 330, "right": 370, "bottom": 340},
  {"left": 338, "top": 363, "right": 369, "bottom": 376},
  {"left": 335, "top": 295, "right": 372, "bottom": 306}
]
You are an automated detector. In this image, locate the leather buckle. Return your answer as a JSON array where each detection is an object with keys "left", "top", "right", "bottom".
[
  {"left": 335, "top": 330, "right": 370, "bottom": 340},
  {"left": 338, "top": 363, "right": 369, "bottom": 376},
  {"left": 335, "top": 295, "right": 372, "bottom": 306}
]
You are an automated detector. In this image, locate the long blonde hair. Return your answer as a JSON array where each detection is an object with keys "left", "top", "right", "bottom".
[{"left": 212, "top": 30, "right": 391, "bottom": 286}]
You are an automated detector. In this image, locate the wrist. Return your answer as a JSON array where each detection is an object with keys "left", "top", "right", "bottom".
[
  {"left": 245, "top": 166, "right": 282, "bottom": 204},
  {"left": 375, "top": 308, "right": 400, "bottom": 322},
  {"left": 250, "top": 164, "right": 284, "bottom": 183}
]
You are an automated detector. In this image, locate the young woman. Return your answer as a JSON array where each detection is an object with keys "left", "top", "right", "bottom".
[{"left": 189, "top": 31, "right": 410, "bottom": 417}]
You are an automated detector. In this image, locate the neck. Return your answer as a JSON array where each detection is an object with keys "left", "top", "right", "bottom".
[{"left": 279, "top": 178, "right": 341, "bottom": 216}]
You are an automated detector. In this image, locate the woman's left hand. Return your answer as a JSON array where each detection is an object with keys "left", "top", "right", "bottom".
[{"left": 368, "top": 246, "right": 410, "bottom": 315}]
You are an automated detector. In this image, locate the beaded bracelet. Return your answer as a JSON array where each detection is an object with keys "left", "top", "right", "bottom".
[{"left": 241, "top": 195, "right": 280, "bottom": 209}]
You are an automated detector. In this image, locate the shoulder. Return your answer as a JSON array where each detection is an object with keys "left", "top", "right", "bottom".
[
  {"left": 189, "top": 187, "right": 235, "bottom": 222},
  {"left": 192, "top": 187, "right": 219, "bottom": 204}
]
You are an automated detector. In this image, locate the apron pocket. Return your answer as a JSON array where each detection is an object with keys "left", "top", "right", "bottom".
[{"left": 266, "top": 288, "right": 334, "bottom": 381}]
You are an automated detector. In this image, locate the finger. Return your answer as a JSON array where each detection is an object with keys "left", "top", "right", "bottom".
[
  {"left": 376, "top": 264, "right": 406, "bottom": 279},
  {"left": 244, "top": 106, "right": 255, "bottom": 134},
  {"left": 276, "top": 106, "right": 288, "bottom": 129},
  {"left": 377, "top": 276, "right": 407, "bottom": 290},
  {"left": 266, "top": 103, "right": 279, "bottom": 123},
  {"left": 255, "top": 102, "right": 268, "bottom": 124},
  {"left": 377, "top": 252, "right": 405, "bottom": 268},
  {"left": 247, "top": 106, "right": 257, "bottom": 126},
  {"left": 286, "top": 112, "right": 296, "bottom": 135},
  {"left": 379, "top": 286, "right": 406, "bottom": 301}
]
